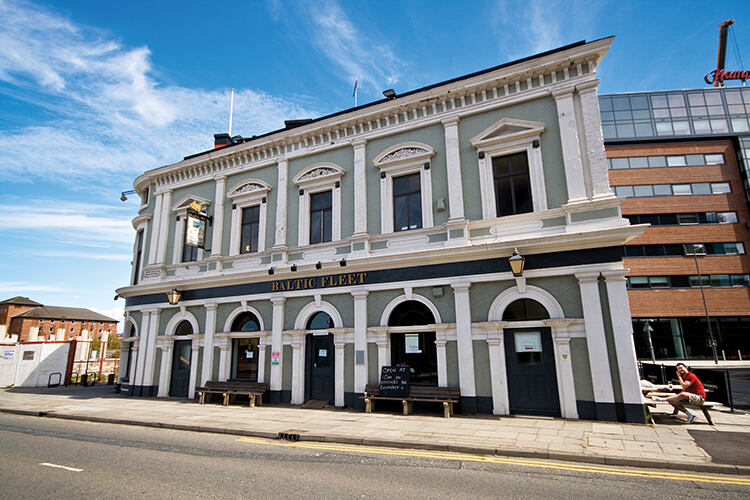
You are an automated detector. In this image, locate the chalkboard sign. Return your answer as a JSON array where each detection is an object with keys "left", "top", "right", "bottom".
[{"left": 379, "top": 365, "right": 410, "bottom": 397}]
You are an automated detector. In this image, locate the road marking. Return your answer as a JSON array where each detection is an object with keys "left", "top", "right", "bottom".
[
  {"left": 236, "top": 437, "right": 750, "bottom": 486},
  {"left": 39, "top": 462, "right": 83, "bottom": 472}
]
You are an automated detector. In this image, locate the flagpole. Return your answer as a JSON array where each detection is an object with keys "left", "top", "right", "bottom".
[{"left": 352, "top": 78, "right": 358, "bottom": 107}]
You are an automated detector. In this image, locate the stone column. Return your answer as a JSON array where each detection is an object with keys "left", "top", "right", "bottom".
[
  {"left": 211, "top": 175, "right": 227, "bottom": 259},
  {"left": 188, "top": 343, "right": 200, "bottom": 399},
  {"left": 486, "top": 338, "right": 509, "bottom": 415},
  {"left": 452, "top": 282, "right": 476, "bottom": 411},
  {"left": 485, "top": 322, "right": 509, "bottom": 415},
  {"left": 274, "top": 159, "right": 288, "bottom": 248},
  {"left": 376, "top": 340, "right": 390, "bottom": 381},
  {"left": 128, "top": 341, "right": 139, "bottom": 388},
  {"left": 545, "top": 319, "right": 579, "bottom": 419},
  {"left": 269, "top": 297, "right": 285, "bottom": 395},
  {"left": 142, "top": 309, "right": 160, "bottom": 391},
  {"left": 577, "top": 81, "right": 613, "bottom": 200},
  {"left": 256, "top": 341, "right": 266, "bottom": 383},
  {"left": 576, "top": 272, "right": 616, "bottom": 420},
  {"left": 218, "top": 344, "right": 231, "bottom": 382},
  {"left": 334, "top": 340, "right": 346, "bottom": 407},
  {"left": 147, "top": 193, "right": 163, "bottom": 265},
  {"left": 290, "top": 341, "right": 304, "bottom": 404},
  {"left": 602, "top": 270, "right": 644, "bottom": 420},
  {"left": 553, "top": 90, "right": 587, "bottom": 204},
  {"left": 352, "top": 290, "right": 368, "bottom": 394},
  {"left": 435, "top": 340, "right": 448, "bottom": 387},
  {"left": 352, "top": 139, "right": 368, "bottom": 236},
  {"left": 201, "top": 303, "right": 217, "bottom": 385},
  {"left": 442, "top": 117, "right": 465, "bottom": 220},
  {"left": 134, "top": 311, "right": 151, "bottom": 389},
  {"left": 157, "top": 342, "right": 172, "bottom": 397},
  {"left": 155, "top": 190, "right": 172, "bottom": 264}
]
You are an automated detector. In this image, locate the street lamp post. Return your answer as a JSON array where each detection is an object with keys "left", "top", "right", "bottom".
[{"left": 692, "top": 244, "right": 719, "bottom": 364}]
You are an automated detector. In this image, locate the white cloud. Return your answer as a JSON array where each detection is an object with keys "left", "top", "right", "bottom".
[
  {"left": 0, "top": 0, "right": 321, "bottom": 188},
  {"left": 0, "top": 282, "right": 68, "bottom": 294},
  {"left": 490, "top": 0, "right": 596, "bottom": 60},
  {"left": 0, "top": 199, "right": 134, "bottom": 245},
  {"left": 32, "top": 251, "right": 132, "bottom": 262},
  {"left": 305, "top": 0, "right": 403, "bottom": 93}
]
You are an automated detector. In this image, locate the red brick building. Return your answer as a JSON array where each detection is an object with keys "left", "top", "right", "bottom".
[
  {"left": 600, "top": 88, "right": 750, "bottom": 360},
  {"left": 0, "top": 297, "right": 118, "bottom": 343}
]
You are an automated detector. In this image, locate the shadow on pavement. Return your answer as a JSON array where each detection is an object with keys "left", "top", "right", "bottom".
[
  {"left": 689, "top": 429, "right": 750, "bottom": 465},
  {"left": 5, "top": 384, "right": 121, "bottom": 399}
]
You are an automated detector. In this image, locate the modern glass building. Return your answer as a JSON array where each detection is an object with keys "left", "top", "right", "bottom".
[{"left": 601, "top": 87, "right": 750, "bottom": 360}]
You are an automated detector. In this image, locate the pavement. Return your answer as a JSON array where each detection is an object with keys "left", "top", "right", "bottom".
[{"left": 1, "top": 385, "right": 749, "bottom": 476}]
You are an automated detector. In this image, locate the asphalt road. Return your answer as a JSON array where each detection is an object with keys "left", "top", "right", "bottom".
[{"left": 0, "top": 413, "right": 748, "bottom": 499}]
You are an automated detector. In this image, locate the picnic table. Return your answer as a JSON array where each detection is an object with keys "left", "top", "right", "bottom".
[{"left": 642, "top": 391, "right": 719, "bottom": 425}]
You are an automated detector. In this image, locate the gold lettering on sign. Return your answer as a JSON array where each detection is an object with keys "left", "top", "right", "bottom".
[{"left": 272, "top": 272, "right": 368, "bottom": 291}]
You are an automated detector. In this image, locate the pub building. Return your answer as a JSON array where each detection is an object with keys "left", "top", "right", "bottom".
[{"left": 116, "top": 37, "right": 648, "bottom": 423}]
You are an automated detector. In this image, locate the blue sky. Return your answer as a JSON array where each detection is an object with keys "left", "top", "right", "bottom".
[{"left": 0, "top": 0, "right": 747, "bottom": 330}]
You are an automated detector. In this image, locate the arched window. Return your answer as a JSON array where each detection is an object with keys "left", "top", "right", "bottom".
[
  {"left": 231, "top": 312, "right": 260, "bottom": 332},
  {"left": 502, "top": 299, "right": 550, "bottom": 321},
  {"left": 128, "top": 324, "right": 136, "bottom": 337},
  {"left": 388, "top": 301, "right": 437, "bottom": 385},
  {"left": 388, "top": 300, "right": 434, "bottom": 326},
  {"left": 175, "top": 320, "right": 193, "bottom": 336},
  {"left": 307, "top": 311, "right": 334, "bottom": 330}
]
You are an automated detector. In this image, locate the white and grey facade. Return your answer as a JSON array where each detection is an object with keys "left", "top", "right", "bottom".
[{"left": 116, "top": 38, "right": 648, "bottom": 422}]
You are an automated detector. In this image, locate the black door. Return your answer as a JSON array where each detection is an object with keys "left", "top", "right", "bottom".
[
  {"left": 504, "top": 328, "right": 561, "bottom": 417},
  {"left": 170, "top": 340, "right": 192, "bottom": 398},
  {"left": 305, "top": 333, "right": 334, "bottom": 402}
]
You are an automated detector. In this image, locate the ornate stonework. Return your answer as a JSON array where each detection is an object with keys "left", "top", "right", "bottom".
[
  {"left": 231, "top": 182, "right": 266, "bottom": 196},
  {"left": 297, "top": 167, "right": 339, "bottom": 182},
  {"left": 381, "top": 147, "right": 428, "bottom": 162}
]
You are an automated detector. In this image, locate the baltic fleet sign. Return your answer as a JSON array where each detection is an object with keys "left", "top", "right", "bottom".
[
  {"left": 271, "top": 272, "right": 368, "bottom": 292},
  {"left": 704, "top": 69, "right": 750, "bottom": 86}
]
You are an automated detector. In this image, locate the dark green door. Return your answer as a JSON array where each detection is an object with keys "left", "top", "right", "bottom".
[
  {"left": 305, "top": 333, "right": 334, "bottom": 402},
  {"left": 504, "top": 328, "right": 561, "bottom": 417},
  {"left": 170, "top": 340, "right": 191, "bottom": 398}
]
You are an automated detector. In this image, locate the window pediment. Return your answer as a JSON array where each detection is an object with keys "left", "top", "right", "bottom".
[
  {"left": 470, "top": 118, "right": 546, "bottom": 149},
  {"left": 227, "top": 179, "right": 272, "bottom": 201},
  {"left": 374, "top": 142, "right": 435, "bottom": 170},
  {"left": 293, "top": 163, "right": 345, "bottom": 189},
  {"left": 172, "top": 194, "right": 212, "bottom": 212}
]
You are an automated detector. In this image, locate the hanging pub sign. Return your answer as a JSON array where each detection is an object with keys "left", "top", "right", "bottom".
[{"left": 185, "top": 200, "right": 208, "bottom": 249}]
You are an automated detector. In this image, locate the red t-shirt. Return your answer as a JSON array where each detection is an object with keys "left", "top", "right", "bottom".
[{"left": 683, "top": 372, "right": 706, "bottom": 398}]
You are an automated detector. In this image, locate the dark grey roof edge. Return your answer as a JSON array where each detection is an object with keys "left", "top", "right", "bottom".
[
  {"left": 0, "top": 296, "right": 43, "bottom": 306},
  {"left": 14, "top": 306, "right": 118, "bottom": 323}
]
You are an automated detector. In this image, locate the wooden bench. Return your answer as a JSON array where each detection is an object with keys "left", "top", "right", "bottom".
[
  {"left": 643, "top": 396, "right": 720, "bottom": 425},
  {"left": 197, "top": 381, "right": 268, "bottom": 407},
  {"left": 362, "top": 384, "right": 461, "bottom": 418}
]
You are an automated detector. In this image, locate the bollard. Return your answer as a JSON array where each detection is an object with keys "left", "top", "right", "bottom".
[
  {"left": 107, "top": 374, "right": 115, "bottom": 385},
  {"left": 80, "top": 374, "right": 88, "bottom": 386},
  {"left": 739, "top": 350, "right": 743, "bottom": 361}
]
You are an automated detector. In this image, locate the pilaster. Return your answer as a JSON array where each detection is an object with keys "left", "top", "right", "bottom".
[
  {"left": 376, "top": 341, "right": 390, "bottom": 381},
  {"left": 270, "top": 296, "right": 286, "bottom": 392},
  {"left": 352, "top": 290, "right": 369, "bottom": 394},
  {"left": 147, "top": 193, "right": 163, "bottom": 265},
  {"left": 290, "top": 341, "right": 304, "bottom": 404},
  {"left": 200, "top": 303, "right": 218, "bottom": 386},
  {"left": 602, "top": 270, "right": 643, "bottom": 409},
  {"left": 155, "top": 190, "right": 172, "bottom": 264},
  {"left": 210, "top": 175, "right": 227, "bottom": 258},
  {"left": 576, "top": 272, "right": 616, "bottom": 420},
  {"left": 442, "top": 117, "right": 465, "bottom": 220},
  {"left": 218, "top": 344, "right": 231, "bottom": 381},
  {"left": 553, "top": 90, "right": 587, "bottom": 204},
  {"left": 452, "top": 282, "right": 476, "bottom": 408},
  {"left": 576, "top": 80, "right": 614, "bottom": 200},
  {"left": 274, "top": 159, "right": 288, "bottom": 248},
  {"left": 188, "top": 343, "right": 200, "bottom": 399},
  {"left": 334, "top": 341, "right": 346, "bottom": 407},
  {"left": 352, "top": 139, "right": 368, "bottom": 236}
]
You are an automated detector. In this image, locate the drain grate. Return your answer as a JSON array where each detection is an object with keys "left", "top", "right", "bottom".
[{"left": 277, "top": 431, "right": 301, "bottom": 441}]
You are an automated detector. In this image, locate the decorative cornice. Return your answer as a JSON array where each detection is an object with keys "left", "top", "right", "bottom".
[{"left": 132, "top": 39, "right": 612, "bottom": 193}]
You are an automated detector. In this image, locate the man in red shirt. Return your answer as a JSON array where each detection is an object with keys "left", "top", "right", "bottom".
[{"left": 666, "top": 363, "right": 706, "bottom": 423}]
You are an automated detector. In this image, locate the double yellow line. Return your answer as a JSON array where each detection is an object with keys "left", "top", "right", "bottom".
[{"left": 236, "top": 436, "right": 750, "bottom": 486}]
